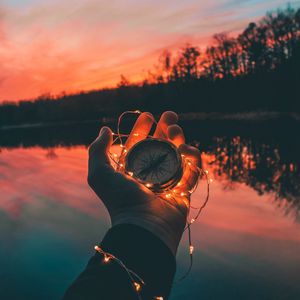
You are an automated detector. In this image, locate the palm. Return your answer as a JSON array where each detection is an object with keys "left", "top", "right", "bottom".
[{"left": 88, "top": 111, "right": 201, "bottom": 254}]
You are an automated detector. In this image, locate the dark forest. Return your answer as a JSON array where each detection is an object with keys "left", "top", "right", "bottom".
[{"left": 0, "top": 6, "right": 299, "bottom": 127}]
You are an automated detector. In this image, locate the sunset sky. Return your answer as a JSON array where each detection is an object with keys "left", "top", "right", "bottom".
[{"left": 0, "top": 0, "right": 298, "bottom": 102}]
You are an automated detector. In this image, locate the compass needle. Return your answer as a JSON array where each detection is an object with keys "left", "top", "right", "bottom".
[{"left": 125, "top": 139, "right": 183, "bottom": 191}]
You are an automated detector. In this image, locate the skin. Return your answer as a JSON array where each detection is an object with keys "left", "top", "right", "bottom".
[{"left": 87, "top": 111, "right": 201, "bottom": 255}]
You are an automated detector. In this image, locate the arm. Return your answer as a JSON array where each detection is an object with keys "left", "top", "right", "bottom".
[{"left": 63, "top": 111, "right": 201, "bottom": 300}]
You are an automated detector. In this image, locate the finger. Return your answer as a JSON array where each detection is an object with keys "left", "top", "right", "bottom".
[
  {"left": 178, "top": 144, "right": 201, "bottom": 168},
  {"left": 167, "top": 124, "right": 185, "bottom": 147},
  {"left": 88, "top": 126, "right": 113, "bottom": 166},
  {"left": 125, "top": 112, "right": 154, "bottom": 150},
  {"left": 153, "top": 111, "right": 178, "bottom": 139},
  {"left": 176, "top": 145, "right": 201, "bottom": 194}
]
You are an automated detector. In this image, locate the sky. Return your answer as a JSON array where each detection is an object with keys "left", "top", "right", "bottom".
[{"left": 0, "top": 0, "right": 299, "bottom": 102}]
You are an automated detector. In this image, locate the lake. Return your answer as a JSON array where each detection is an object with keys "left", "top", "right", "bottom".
[{"left": 1, "top": 118, "right": 300, "bottom": 300}]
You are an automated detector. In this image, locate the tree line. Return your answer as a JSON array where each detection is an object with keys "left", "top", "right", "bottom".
[{"left": 0, "top": 5, "right": 300, "bottom": 126}]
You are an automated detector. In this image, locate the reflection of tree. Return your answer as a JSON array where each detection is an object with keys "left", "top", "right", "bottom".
[{"left": 208, "top": 136, "right": 300, "bottom": 218}]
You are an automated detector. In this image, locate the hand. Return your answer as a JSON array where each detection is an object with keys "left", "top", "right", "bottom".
[{"left": 88, "top": 111, "right": 201, "bottom": 256}]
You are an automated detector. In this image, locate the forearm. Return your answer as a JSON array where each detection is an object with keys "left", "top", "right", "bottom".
[{"left": 63, "top": 224, "right": 176, "bottom": 300}]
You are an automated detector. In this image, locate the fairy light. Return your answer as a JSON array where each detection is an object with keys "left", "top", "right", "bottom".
[
  {"left": 103, "top": 254, "right": 110, "bottom": 263},
  {"left": 134, "top": 282, "right": 141, "bottom": 292},
  {"left": 189, "top": 245, "right": 194, "bottom": 255},
  {"left": 102, "top": 110, "right": 211, "bottom": 289},
  {"left": 155, "top": 297, "right": 164, "bottom": 300},
  {"left": 94, "top": 245, "right": 145, "bottom": 300}
]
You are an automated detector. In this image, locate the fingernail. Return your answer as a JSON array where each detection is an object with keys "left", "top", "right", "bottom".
[{"left": 99, "top": 127, "right": 108, "bottom": 137}]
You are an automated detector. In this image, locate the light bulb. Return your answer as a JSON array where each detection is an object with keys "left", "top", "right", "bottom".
[
  {"left": 134, "top": 282, "right": 141, "bottom": 292},
  {"left": 189, "top": 245, "right": 194, "bottom": 254}
]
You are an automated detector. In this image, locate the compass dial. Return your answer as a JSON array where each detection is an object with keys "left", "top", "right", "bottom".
[{"left": 125, "top": 139, "right": 183, "bottom": 192}]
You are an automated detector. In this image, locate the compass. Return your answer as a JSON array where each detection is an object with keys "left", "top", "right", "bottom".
[{"left": 125, "top": 138, "right": 183, "bottom": 192}]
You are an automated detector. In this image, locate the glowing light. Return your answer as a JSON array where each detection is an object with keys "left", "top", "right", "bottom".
[
  {"left": 94, "top": 245, "right": 100, "bottom": 251},
  {"left": 155, "top": 297, "right": 164, "bottom": 300},
  {"left": 120, "top": 144, "right": 125, "bottom": 148},
  {"left": 128, "top": 171, "right": 133, "bottom": 176},
  {"left": 177, "top": 182, "right": 181, "bottom": 187},
  {"left": 209, "top": 178, "right": 213, "bottom": 183},
  {"left": 145, "top": 183, "right": 152, "bottom": 188},
  {"left": 189, "top": 245, "right": 194, "bottom": 254},
  {"left": 113, "top": 153, "right": 118, "bottom": 157},
  {"left": 134, "top": 110, "right": 141, "bottom": 114},
  {"left": 103, "top": 254, "right": 110, "bottom": 263},
  {"left": 191, "top": 218, "right": 195, "bottom": 224},
  {"left": 204, "top": 170, "right": 209, "bottom": 174},
  {"left": 133, "top": 133, "right": 139, "bottom": 137},
  {"left": 134, "top": 282, "right": 141, "bottom": 292},
  {"left": 120, "top": 163, "right": 124, "bottom": 167},
  {"left": 188, "top": 162, "right": 192, "bottom": 166},
  {"left": 180, "top": 192, "right": 186, "bottom": 197},
  {"left": 123, "top": 149, "right": 127, "bottom": 153},
  {"left": 165, "top": 193, "right": 171, "bottom": 198}
]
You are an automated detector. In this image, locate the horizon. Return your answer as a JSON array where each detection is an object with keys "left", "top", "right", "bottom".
[{"left": 0, "top": 0, "right": 299, "bottom": 103}]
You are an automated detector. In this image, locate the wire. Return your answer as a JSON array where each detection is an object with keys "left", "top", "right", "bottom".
[{"left": 100, "top": 110, "right": 211, "bottom": 294}]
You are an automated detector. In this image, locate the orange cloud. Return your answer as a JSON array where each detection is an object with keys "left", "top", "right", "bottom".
[{"left": 0, "top": 0, "right": 295, "bottom": 102}]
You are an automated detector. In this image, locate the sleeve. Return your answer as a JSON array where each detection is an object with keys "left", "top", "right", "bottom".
[{"left": 63, "top": 224, "right": 176, "bottom": 300}]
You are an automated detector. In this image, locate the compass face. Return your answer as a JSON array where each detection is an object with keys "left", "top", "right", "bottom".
[{"left": 125, "top": 139, "right": 183, "bottom": 191}]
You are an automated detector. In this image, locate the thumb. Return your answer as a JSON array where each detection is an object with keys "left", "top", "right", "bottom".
[{"left": 89, "top": 126, "right": 113, "bottom": 164}]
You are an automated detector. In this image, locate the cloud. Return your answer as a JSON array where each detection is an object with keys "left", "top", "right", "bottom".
[{"left": 0, "top": 0, "right": 299, "bottom": 102}]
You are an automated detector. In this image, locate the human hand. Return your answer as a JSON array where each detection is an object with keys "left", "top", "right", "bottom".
[{"left": 88, "top": 111, "right": 201, "bottom": 255}]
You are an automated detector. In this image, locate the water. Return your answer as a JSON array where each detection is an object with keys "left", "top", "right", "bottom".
[{"left": 1, "top": 119, "right": 300, "bottom": 300}]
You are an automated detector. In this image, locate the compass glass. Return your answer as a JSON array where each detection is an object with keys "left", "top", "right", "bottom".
[{"left": 125, "top": 139, "right": 183, "bottom": 191}]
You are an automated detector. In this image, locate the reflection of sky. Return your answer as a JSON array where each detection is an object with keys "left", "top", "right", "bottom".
[
  {"left": 1, "top": 0, "right": 299, "bottom": 101},
  {"left": 1, "top": 146, "right": 300, "bottom": 299}
]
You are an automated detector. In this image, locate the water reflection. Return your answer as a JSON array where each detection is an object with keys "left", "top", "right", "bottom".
[
  {"left": 1, "top": 125, "right": 300, "bottom": 299},
  {"left": 197, "top": 136, "right": 300, "bottom": 219}
]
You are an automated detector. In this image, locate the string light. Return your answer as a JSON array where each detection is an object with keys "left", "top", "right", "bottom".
[
  {"left": 134, "top": 282, "right": 141, "bottom": 292},
  {"left": 103, "top": 254, "right": 110, "bottom": 263},
  {"left": 104, "top": 110, "right": 211, "bottom": 290},
  {"left": 154, "top": 297, "right": 164, "bottom": 300},
  {"left": 94, "top": 245, "right": 145, "bottom": 300},
  {"left": 189, "top": 245, "right": 194, "bottom": 255}
]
